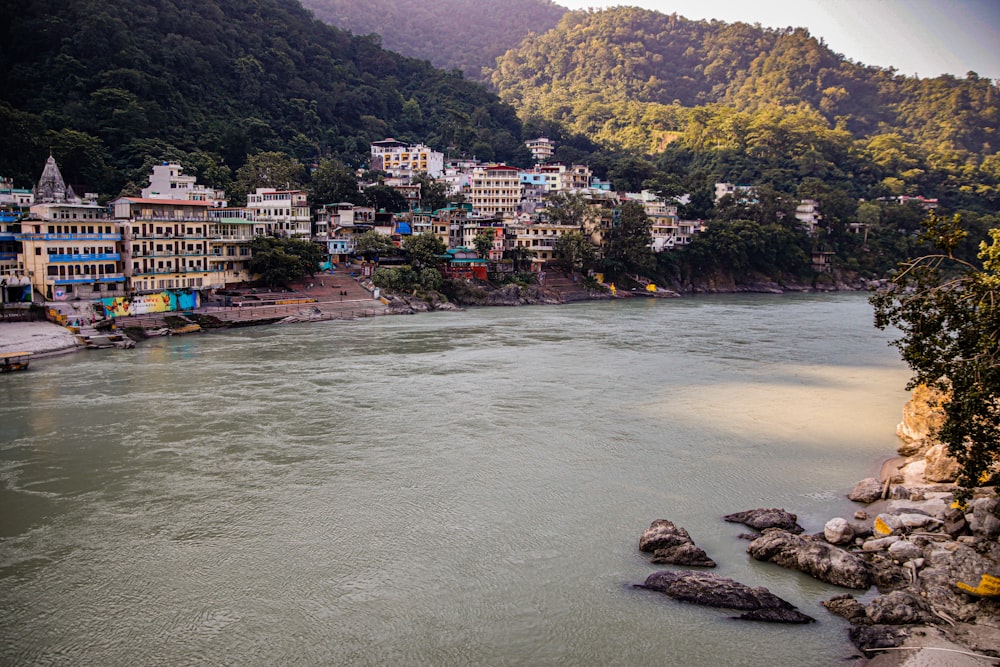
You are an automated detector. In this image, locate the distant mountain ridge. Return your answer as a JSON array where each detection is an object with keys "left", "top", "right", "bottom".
[
  {"left": 300, "top": 0, "right": 566, "bottom": 80},
  {"left": 489, "top": 8, "right": 998, "bottom": 158}
]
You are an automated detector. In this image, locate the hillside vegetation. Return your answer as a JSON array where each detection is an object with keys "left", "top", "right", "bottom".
[
  {"left": 0, "top": 0, "right": 531, "bottom": 196},
  {"left": 300, "top": 0, "right": 566, "bottom": 80},
  {"left": 491, "top": 9, "right": 998, "bottom": 159}
]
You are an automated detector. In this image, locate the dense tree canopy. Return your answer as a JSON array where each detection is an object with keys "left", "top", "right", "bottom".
[
  {"left": 402, "top": 233, "right": 447, "bottom": 270},
  {"left": 248, "top": 236, "right": 324, "bottom": 288},
  {"left": 871, "top": 216, "right": 1000, "bottom": 498},
  {"left": 0, "top": 0, "right": 531, "bottom": 196}
]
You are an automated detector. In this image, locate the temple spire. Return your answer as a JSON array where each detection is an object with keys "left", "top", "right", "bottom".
[{"left": 33, "top": 154, "right": 80, "bottom": 204}]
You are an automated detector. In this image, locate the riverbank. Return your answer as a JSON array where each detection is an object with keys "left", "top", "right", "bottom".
[
  {"left": 0, "top": 320, "right": 81, "bottom": 358},
  {"left": 815, "top": 389, "right": 999, "bottom": 664}
]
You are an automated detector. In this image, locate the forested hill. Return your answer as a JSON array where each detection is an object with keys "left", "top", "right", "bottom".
[
  {"left": 490, "top": 8, "right": 999, "bottom": 160},
  {"left": 0, "top": 0, "right": 530, "bottom": 196},
  {"left": 299, "top": 0, "right": 566, "bottom": 80}
]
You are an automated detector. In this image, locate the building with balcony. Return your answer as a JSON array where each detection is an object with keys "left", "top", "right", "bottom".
[
  {"left": 142, "top": 162, "right": 227, "bottom": 206},
  {"left": 111, "top": 197, "right": 214, "bottom": 294},
  {"left": 315, "top": 203, "right": 377, "bottom": 263},
  {"left": 0, "top": 207, "right": 21, "bottom": 275},
  {"left": 470, "top": 165, "right": 523, "bottom": 219},
  {"left": 370, "top": 138, "right": 444, "bottom": 177},
  {"left": 795, "top": 199, "right": 822, "bottom": 235},
  {"left": 506, "top": 220, "right": 579, "bottom": 267},
  {"left": 207, "top": 208, "right": 264, "bottom": 287},
  {"left": 1, "top": 176, "right": 34, "bottom": 208},
  {"left": 17, "top": 156, "right": 124, "bottom": 301},
  {"left": 246, "top": 188, "right": 311, "bottom": 239},
  {"left": 525, "top": 137, "right": 555, "bottom": 163}
]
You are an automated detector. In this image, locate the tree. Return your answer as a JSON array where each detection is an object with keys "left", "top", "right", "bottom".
[
  {"left": 554, "top": 231, "right": 597, "bottom": 273},
  {"left": 248, "top": 236, "right": 321, "bottom": 288},
  {"left": 232, "top": 152, "right": 306, "bottom": 206},
  {"left": 363, "top": 184, "right": 408, "bottom": 212},
  {"left": 402, "top": 232, "right": 447, "bottom": 269},
  {"left": 603, "top": 200, "right": 654, "bottom": 278},
  {"left": 309, "top": 158, "right": 364, "bottom": 207},
  {"left": 354, "top": 230, "right": 398, "bottom": 261},
  {"left": 870, "top": 214, "right": 1000, "bottom": 499},
  {"left": 545, "top": 192, "right": 588, "bottom": 227},
  {"left": 472, "top": 232, "right": 494, "bottom": 259},
  {"left": 410, "top": 172, "right": 449, "bottom": 211}
]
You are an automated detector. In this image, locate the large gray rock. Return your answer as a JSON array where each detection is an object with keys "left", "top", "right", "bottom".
[
  {"left": 917, "top": 540, "right": 1000, "bottom": 622},
  {"left": 848, "top": 477, "right": 884, "bottom": 504},
  {"left": 636, "top": 570, "right": 815, "bottom": 623},
  {"left": 873, "top": 512, "right": 943, "bottom": 537},
  {"left": 723, "top": 508, "right": 804, "bottom": 534},
  {"left": 849, "top": 624, "right": 909, "bottom": 652},
  {"left": 969, "top": 497, "right": 1000, "bottom": 540},
  {"left": 923, "top": 444, "right": 962, "bottom": 482},
  {"left": 862, "top": 535, "right": 901, "bottom": 552},
  {"left": 824, "top": 517, "right": 854, "bottom": 545},
  {"left": 865, "top": 590, "right": 934, "bottom": 625},
  {"left": 639, "top": 519, "right": 716, "bottom": 567},
  {"left": 747, "top": 530, "right": 872, "bottom": 590},
  {"left": 886, "top": 539, "right": 922, "bottom": 562},
  {"left": 822, "top": 594, "right": 869, "bottom": 624}
]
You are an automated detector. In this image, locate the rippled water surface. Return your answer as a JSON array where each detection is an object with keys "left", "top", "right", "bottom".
[{"left": 0, "top": 294, "right": 910, "bottom": 666}]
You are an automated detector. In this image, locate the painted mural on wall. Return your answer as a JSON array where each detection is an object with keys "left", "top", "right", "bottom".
[{"left": 100, "top": 291, "right": 199, "bottom": 317}]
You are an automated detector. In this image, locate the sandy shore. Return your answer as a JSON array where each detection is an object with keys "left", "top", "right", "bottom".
[{"left": 0, "top": 321, "right": 81, "bottom": 357}]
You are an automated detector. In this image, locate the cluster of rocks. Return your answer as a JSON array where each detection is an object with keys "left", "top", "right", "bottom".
[
  {"left": 822, "top": 483, "right": 1000, "bottom": 657},
  {"left": 635, "top": 512, "right": 817, "bottom": 624},
  {"left": 633, "top": 494, "right": 999, "bottom": 659},
  {"left": 633, "top": 385, "right": 999, "bottom": 659}
]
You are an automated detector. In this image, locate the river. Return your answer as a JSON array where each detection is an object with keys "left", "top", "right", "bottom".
[{"left": 0, "top": 293, "right": 910, "bottom": 666}]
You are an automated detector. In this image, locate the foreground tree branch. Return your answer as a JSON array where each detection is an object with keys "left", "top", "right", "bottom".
[{"left": 870, "top": 216, "right": 1000, "bottom": 500}]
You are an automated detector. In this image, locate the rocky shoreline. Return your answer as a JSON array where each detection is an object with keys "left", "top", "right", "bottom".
[{"left": 633, "top": 388, "right": 999, "bottom": 665}]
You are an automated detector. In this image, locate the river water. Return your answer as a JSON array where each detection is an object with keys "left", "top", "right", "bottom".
[{"left": 1, "top": 293, "right": 910, "bottom": 666}]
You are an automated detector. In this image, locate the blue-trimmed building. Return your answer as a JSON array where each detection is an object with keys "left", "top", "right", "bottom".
[{"left": 18, "top": 156, "right": 125, "bottom": 302}]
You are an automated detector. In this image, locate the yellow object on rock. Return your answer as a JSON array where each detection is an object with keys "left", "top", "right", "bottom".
[{"left": 956, "top": 573, "right": 1000, "bottom": 597}]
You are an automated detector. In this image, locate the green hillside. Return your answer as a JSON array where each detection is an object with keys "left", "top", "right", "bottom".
[
  {"left": 0, "top": 0, "right": 531, "bottom": 196},
  {"left": 491, "top": 8, "right": 998, "bottom": 159},
  {"left": 300, "top": 0, "right": 566, "bottom": 80}
]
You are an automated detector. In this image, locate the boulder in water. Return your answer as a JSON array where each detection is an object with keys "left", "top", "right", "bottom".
[
  {"left": 747, "top": 530, "right": 872, "bottom": 590},
  {"left": 723, "top": 508, "right": 804, "bottom": 534},
  {"left": 636, "top": 570, "right": 815, "bottom": 623},
  {"left": 639, "top": 519, "right": 716, "bottom": 567}
]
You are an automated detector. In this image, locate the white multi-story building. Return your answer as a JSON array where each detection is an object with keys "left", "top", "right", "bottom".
[
  {"left": 246, "top": 188, "right": 310, "bottom": 238},
  {"left": 795, "top": 199, "right": 821, "bottom": 235},
  {"left": 370, "top": 138, "right": 444, "bottom": 177},
  {"left": 142, "top": 162, "right": 227, "bottom": 206},
  {"left": 525, "top": 137, "right": 555, "bottom": 162},
  {"left": 470, "top": 165, "right": 523, "bottom": 219}
]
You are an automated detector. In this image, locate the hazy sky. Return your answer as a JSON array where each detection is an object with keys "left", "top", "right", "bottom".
[{"left": 557, "top": 0, "right": 1000, "bottom": 80}]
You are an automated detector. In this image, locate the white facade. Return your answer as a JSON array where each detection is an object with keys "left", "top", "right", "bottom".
[
  {"left": 795, "top": 199, "right": 822, "bottom": 235},
  {"left": 142, "top": 162, "right": 227, "bottom": 206},
  {"left": 470, "top": 165, "right": 523, "bottom": 219},
  {"left": 525, "top": 137, "right": 555, "bottom": 162},
  {"left": 246, "top": 189, "right": 311, "bottom": 238},
  {"left": 370, "top": 138, "right": 444, "bottom": 177},
  {"left": 714, "top": 182, "right": 756, "bottom": 204}
]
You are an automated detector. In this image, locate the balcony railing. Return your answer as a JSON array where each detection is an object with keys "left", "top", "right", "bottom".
[
  {"left": 17, "top": 233, "right": 121, "bottom": 241},
  {"left": 130, "top": 233, "right": 211, "bottom": 240},
  {"left": 133, "top": 251, "right": 210, "bottom": 258},
  {"left": 48, "top": 253, "right": 121, "bottom": 262},
  {"left": 53, "top": 274, "right": 126, "bottom": 284},
  {"left": 132, "top": 268, "right": 220, "bottom": 277}
]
